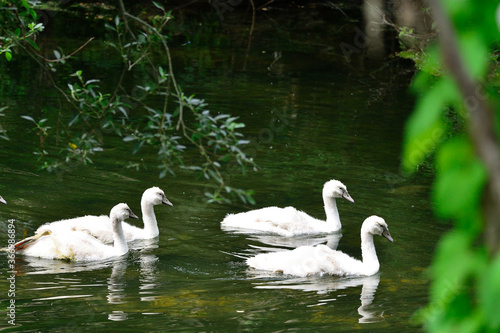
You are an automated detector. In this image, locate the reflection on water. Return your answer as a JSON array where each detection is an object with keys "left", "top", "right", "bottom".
[
  {"left": 247, "top": 232, "right": 342, "bottom": 250},
  {"left": 17, "top": 256, "right": 116, "bottom": 275},
  {"left": 358, "top": 275, "right": 382, "bottom": 324},
  {"left": 252, "top": 274, "right": 383, "bottom": 323},
  {"left": 15, "top": 247, "right": 163, "bottom": 323},
  {"left": 107, "top": 258, "right": 128, "bottom": 305},
  {"left": 139, "top": 253, "right": 160, "bottom": 299},
  {"left": 107, "top": 258, "right": 129, "bottom": 321}
]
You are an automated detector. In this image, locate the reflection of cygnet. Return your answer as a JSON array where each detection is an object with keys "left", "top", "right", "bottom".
[
  {"left": 107, "top": 259, "right": 128, "bottom": 305},
  {"left": 247, "top": 216, "right": 393, "bottom": 277},
  {"left": 357, "top": 275, "right": 382, "bottom": 323},
  {"left": 247, "top": 233, "right": 342, "bottom": 251},
  {"left": 221, "top": 179, "right": 354, "bottom": 236},
  {"left": 139, "top": 253, "right": 160, "bottom": 300},
  {"left": 252, "top": 274, "right": 384, "bottom": 323}
]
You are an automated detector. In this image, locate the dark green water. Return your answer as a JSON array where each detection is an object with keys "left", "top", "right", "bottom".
[{"left": 0, "top": 5, "right": 445, "bottom": 332}]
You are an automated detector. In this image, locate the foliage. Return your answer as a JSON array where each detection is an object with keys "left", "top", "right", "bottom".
[
  {"left": 402, "top": 0, "right": 500, "bottom": 332},
  {"left": 0, "top": 0, "right": 256, "bottom": 204},
  {"left": 0, "top": 0, "right": 43, "bottom": 61}
]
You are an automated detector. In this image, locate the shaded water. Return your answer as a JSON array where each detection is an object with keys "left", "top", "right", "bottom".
[{"left": 0, "top": 4, "right": 445, "bottom": 332}]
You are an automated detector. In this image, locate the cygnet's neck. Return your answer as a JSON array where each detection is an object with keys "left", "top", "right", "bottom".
[
  {"left": 360, "top": 231, "right": 380, "bottom": 275},
  {"left": 111, "top": 217, "right": 128, "bottom": 255},
  {"left": 323, "top": 194, "right": 341, "bottom": 231},
  {"left": 141, "top": 200, "right": 159, "bottom": 238}
]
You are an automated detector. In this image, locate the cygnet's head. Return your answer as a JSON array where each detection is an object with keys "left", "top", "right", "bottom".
[
  {"left": 322, "top": 179, "right": 354, "bottom": 203},
  {"left": 110, "top": 203, "right": 139, "bottom": 222},
  {"left": 362, "top": 215, "right": 393, "bottom": 242},
  {"left": 142, "top": 187, "right": 173, "bottom": 207},
  {"left": 0, "top": 196, "right": 6, "bottom": 205}
]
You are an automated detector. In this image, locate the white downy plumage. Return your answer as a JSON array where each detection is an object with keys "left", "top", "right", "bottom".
[
  {"left": 221, "top": 179, "right": 354, "bottom": 236},
  {"left": 246, "top": 215, "right": 393, "bottom": 277},
  {"left": 33, "top": 187, "right": 172, "bottom": 243},
  {"left": 15, "top": 203, "right": 138, "bottom": 261}
]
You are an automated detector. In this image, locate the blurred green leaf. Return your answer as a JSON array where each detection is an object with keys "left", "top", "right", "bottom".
[
  {"left": 153, "top": 1, "right": 165, "bottom": 11},
  {"left": 21, "top": 115, "right": 36, "bottom": 123},
  {"left": 25, "top": 37, "right": 39, "bottom": 51},
  {"left": 433, "top": 137, "right": 487, "bottom": 221},
  {"left": 459, "top": 32, "right": 489, "bottom": 78},
  {"left": 479, "top": 253, "right": 500, "bottom": 330},
  {"left": 403, "top": 78, "right": 460, "bottom": 172}
]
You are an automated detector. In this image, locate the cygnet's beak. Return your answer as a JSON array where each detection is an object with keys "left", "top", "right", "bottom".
[
  {"left": 163, "top": 197, "right": 173, "bottom": 207},
  {"left": 382, "top": 228, "right": 393, "bottom": 243},
  {"left": 0, "top": 196, "right": 6, "bottom": 205},
  {"left": 129, "top": 210, "right": 139, "bottom": 219},
  {"left": 343, "top": 191, "right": 354, "bottom": 203}
]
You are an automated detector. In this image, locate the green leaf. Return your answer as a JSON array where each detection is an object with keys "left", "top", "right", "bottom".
[
  {"left": 246, "top": 191, "right": 256, "bottom": 205},
  {"left": 423, "top": 230, "right": 485, "bottom": 332},
  {"left": 153, "top": 1, "right": 165, "bottom": 11},
  {"left": 25, "top": 38, "right": 40, "bottom": 51},
  {"left": 123, "top": 135, "right": 136, "bottom": 142},
  {"left": 20, "top": 115, "right": 36, "bottom": 123},
  {"left": 5, "top": 52, "right": 12, "bottom": 62},
  {"left": 431, "top": 231, "right": 473, "bottom": 295},
  {"left": 459, "top": 32, "right": 489, "bottom": 78},
  {"left": 410, "top": 47, "right": 442, "bottom": 79},
  {"left": 433, "top": 137, "right": 487, "bottom": 221},
  {"left": 21, "top": 0, "right": 38, "bottom": 20},
  {"left": 131, "top": 141, "right": 144, "bottom": 155},
  {"left": 402, "top": 78, "right": 459, "bottom": 172},
  {"left": 479, "top": 253, "right": 500, "bottom": 330}
]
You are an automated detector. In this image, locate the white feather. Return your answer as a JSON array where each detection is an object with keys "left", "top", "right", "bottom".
[
  {"left": 16, "top": 203, "right": 138, "bottom": 261},
  {"left": 246, "top": 215, "right": 393, "bottom": 277},
  {"left": 34, "top": 187, "right": 172, "bottom": 243},
  {"left": 221, "top": 179, "right": 354, "bottom": 236}
]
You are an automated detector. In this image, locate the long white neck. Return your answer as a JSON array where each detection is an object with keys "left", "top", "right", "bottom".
[
  {"left": 112, "top": 217, "right": 128, "bottom": 256},
  {"left": 141, "top": 199, "right": 159, "bottom": 238},
  {"left": 360, "top": 231, "right": 380, "bottom": 275},
  {"left": 323, "top": 194, "right": 341, "bottom": 231}
]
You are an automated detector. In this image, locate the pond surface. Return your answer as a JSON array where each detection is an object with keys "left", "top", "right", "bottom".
[{"left": 0, "top": 4, "right": 446, "bottom": 332}]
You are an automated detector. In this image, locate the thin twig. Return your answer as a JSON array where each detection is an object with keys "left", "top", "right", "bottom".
[
  {"left": 243, "top": 0, "right": 256, "bottom": 70},
  {"left": 119, "top": 8, "right": 183, "bottom": 130},
  {"left": 257, "top": 0, "right": 275, "bottom": 10},
  {"left": 37, "top": 37, "right": 95, "bottom": 62}
]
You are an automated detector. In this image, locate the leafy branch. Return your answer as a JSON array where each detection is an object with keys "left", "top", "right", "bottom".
[{"left": 3, "top": 0, "right": 256, "bottom": 204}]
